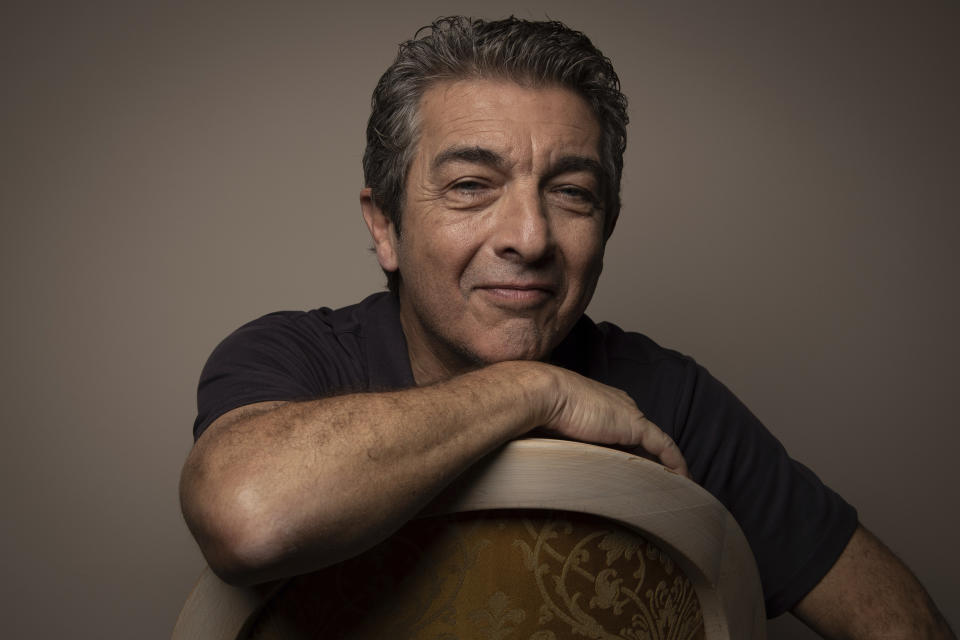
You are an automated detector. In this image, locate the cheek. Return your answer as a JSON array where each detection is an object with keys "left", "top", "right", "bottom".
[
  {"left": 570, "top": 255, "right": 603, "bottom": 304},
  {"left": 564, "top": 229, "right": 605, "bottom": 284},
  {"left": 398, "top": 223, "right": 479, "bottom": 288}
]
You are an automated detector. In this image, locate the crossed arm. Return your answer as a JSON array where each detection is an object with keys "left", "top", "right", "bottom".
[
  {"left": 180, "top": 360, "right": 684, "bottom": 585},
  {"left": 179, "top": 359, "right": 953, "bottom": 639}
]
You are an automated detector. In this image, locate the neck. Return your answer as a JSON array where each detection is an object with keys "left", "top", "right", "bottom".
[{"left": 398, "top": 303, "right": 479, "bottom": 387}]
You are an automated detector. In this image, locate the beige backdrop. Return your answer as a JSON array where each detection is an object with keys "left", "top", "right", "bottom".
[{"left": 2, "top": 1, "right": 957, "bottom": 638}]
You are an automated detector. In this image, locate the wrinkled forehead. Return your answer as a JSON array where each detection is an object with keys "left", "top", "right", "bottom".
[{"left": 413, "top": 78, "right": 603, "bottom": 170}]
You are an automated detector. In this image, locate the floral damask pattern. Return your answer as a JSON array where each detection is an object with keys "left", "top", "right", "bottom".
[
  {"left": 469, "top": 591, "right": 526, "bottom": 639},
  {"left": 244, "top": 511, "right": 703, "bottom": 640},
  {"left": 512, "top": 518, "right": 702, "bottom": 640}
]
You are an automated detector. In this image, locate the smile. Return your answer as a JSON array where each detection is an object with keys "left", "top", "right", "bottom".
[{"left": 475, "top": 285, "right": 555, "bottom": 308}]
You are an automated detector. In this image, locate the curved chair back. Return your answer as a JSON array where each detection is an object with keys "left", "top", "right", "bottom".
[{"left": 172, "top": 438, "right": 766, "bottom": 639}]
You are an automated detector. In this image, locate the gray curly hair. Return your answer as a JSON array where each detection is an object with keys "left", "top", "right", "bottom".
[{"left": 363, "top": 16, "right": 628, "bottom": 293}]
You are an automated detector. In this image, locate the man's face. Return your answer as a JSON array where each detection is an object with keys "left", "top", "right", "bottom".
[{"left": 372, "top": 79, "right": 607, "bottom": 382}]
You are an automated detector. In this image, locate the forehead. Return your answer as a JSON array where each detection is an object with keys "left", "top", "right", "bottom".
[{"left": 414, "top": 79, "right": 602, "bottom": 165}]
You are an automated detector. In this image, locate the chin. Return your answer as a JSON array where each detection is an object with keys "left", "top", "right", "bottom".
[{"left": 464, "top": 332, "right": 550, "bottom": 365}]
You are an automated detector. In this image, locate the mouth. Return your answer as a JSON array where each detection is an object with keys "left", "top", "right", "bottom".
[{"left": 474, "top": 283, "right": 556, "bottom": 307}]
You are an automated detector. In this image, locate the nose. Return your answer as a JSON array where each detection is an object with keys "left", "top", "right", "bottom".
[{"left": 491, "top": 185, "right": 554, "bottom": 264}]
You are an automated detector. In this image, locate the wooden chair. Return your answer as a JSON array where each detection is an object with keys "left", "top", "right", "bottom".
[{"left": 172, "top": 438, "right": 766, "bottom": 639}]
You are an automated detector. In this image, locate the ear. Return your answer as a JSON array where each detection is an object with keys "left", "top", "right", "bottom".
[
  {"left": 360, "top": 187, "right": 399, "bottom": 272},
  {"left": 603, "top": 209, "right": 619, "bottom": 241}
]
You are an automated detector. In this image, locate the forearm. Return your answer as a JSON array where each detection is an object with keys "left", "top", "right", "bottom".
[
  {"left": 180, "top": 360, "right": 547, "bottom": 585},
  {"left": 793, "top": 525, "right": 955, "bottom": 640}
]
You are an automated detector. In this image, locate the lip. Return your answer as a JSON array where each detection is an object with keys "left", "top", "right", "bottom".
[{"left": 474, "top": 283, "right": 556, "bottom": 307}]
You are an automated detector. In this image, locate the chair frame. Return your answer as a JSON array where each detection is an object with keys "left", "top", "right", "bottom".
[{"left": 172, "top": 438, "right": 767, "bottom": 639}]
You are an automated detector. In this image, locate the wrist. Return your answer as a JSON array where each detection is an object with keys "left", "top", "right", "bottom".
[{"left": 484, "top": 360, "right": 557, "bottom": 434}]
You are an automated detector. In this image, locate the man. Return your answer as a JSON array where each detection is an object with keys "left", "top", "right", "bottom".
[{"left": 180, "top": 16, "right": 953, "bottom": 638}]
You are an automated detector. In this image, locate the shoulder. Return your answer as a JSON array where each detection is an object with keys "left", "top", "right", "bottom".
[
  {"left": 194, "top": 293, "right": 398, "bottom": 439},
  {"left": 592, "top": 319, "right": 692, "bottom": 367},
  {"left": 212, "top": 292, "right": 390, "bottom": 358},
  {"left": 561, "top": 315, "right": 697, "bottom": 387}
]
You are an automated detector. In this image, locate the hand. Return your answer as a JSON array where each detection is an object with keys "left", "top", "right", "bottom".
[{"left": 532, "top": 364, "right": 690, "bottom": 478}]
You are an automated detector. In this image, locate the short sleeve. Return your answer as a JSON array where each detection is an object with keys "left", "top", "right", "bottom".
[
  {"left": 553, "top": 318, "right": 858, "bottom": 615},
  {"left": 192, "top": 311, "right": 365, "bottom": 439},
  {"left": 676, "top": 363, "right": 858, "bottom": 617}
]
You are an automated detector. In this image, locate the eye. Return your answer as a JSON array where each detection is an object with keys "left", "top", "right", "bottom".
[
  {"left": 445, "top": 179, "right": 497, "bottom": 207},
  {"left": 557, "top": 186, "right": 591, "bottom": 200},
  {"left": 452, "top": 180, "right": 487, "bottom": 195},
  {"left": 549, "top": 185, "right": 599, "bottom": 213}
]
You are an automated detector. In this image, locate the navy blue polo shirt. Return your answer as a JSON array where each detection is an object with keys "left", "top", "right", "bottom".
[{"left": 193, "top": 291, "right": 857, "bottom": 617}]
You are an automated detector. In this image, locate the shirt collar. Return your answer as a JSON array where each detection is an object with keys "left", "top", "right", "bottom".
[
  {"left": 359, "top": 290, "right": 597, "bottom": 389},
  {"left": 360, "top": 292, "right": 416, "bottom": 391}
]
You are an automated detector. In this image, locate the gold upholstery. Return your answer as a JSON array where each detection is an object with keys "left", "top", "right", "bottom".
[
  {"left": 172, "top": 440, "right": 766, "bottom": 640},
  {"left": 245, "top": 510, "right": 704, "bottom": 640}
]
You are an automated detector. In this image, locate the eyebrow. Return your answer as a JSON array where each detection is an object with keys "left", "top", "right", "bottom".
[
  {"left": 431, "top": 145, "right": 508, "bottom": 171},
  {"left": 542, "top": 155, "right": 606, "bottom": 187},
  {"left": 431, "top": 145, "right": 606, "bottom": 186}
]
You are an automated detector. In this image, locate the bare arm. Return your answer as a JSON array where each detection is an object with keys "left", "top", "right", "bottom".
[
  {"left": 179, "top": 359, "right": 686, "bottom": 586},
  {"left": 793, "top": 524, "right": 955, "bottom": 639}
]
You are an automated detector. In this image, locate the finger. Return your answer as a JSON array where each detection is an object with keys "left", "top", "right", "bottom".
[{"left": 637, "top": 422, "right": 690, "bottom": 479}]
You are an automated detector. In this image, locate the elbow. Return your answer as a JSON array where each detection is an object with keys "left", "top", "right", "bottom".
[
  {"left": 179, "top": 460, "right": 289, "bottom": 586},
  {"left": 192, "top": 506, "right": 286, "bottom": 588}
]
